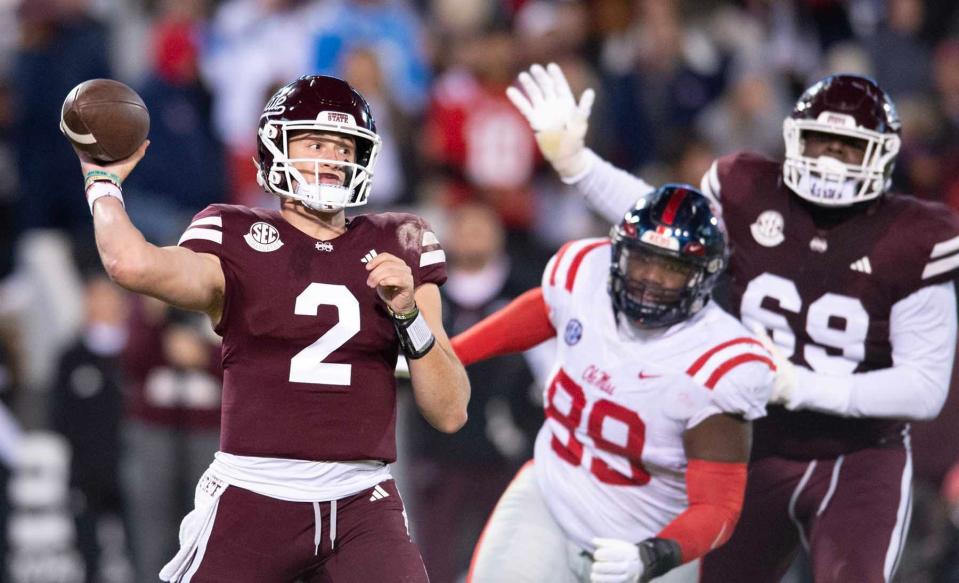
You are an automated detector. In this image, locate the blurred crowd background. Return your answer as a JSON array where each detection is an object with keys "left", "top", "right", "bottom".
[{"left": 2, "top": 0, "right": 959, "bottom": 581}]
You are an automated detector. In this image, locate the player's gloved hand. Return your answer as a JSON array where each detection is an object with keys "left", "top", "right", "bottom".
[
  {"left": 750, "top": 323, "right": 797, "bottom": 406},
  {"left": 506, "top": 62, "right": 595, "bottom": 180},
  {"left": 590, "top": 537, "right": 644, "bottom": 583}
]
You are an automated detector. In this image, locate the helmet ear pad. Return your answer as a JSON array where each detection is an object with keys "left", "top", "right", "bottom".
[
  {"left": 256, "top": 75, "right": 383, "bottom": 210},
  {"left": 609, "top": 184, "right": 727, "bottom": 329},
  {"left": 782, "top": 74, "right": 901, "bottom": 207}
]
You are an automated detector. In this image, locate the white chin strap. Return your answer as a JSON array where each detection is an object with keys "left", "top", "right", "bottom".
[{"left": 294, "top": 182, "right": 351, "bottom": 211}]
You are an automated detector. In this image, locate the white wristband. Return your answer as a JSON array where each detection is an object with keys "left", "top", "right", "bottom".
[{"left": 86, "top": 181, "right": 124, "bottom": 214}]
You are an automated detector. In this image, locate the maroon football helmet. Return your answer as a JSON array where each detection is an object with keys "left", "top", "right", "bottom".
[
  {"left": 782, "top": 74, "right": 901, "bottom": 207},
  {"left": 256, "top": 75, "right": 382, "bottom": 210}
]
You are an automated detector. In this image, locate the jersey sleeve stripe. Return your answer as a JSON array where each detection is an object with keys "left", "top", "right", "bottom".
[
  {"left": 178, "top": 227, "right": 223, "bottom": 245},
  {"left": 420, "top": 249, "right": 446, "bottom": 267},
  {"left": 701, "top": 160, "right": 721, "bottom": 202},
  {"left": 565, "top": 241, "right": 611, "bottom": 292},
  {"left": 922, "top": 253, "right": 959, "bottom": 279},
  {"left": 548, "top": 241, "right": 576, "bottom": 287},
  {"left": 703, "top": 353, "right": 775, "bottom": 390},
  {"left": 422, "top": 231, "right": 440, "bottom": 246},
  {"left": 188, "top": 216, "right": 222, "bottom": 229},
  {"left": 686, "top": 337, "right": 763, "bottom": 376},
  {"left": 930, "top": 234, "right": 959, "bottom": 258}
]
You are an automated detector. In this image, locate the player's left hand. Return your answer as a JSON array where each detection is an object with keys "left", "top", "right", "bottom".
[
  {"left": 749, "top": 323, "right": 797, "bottom": 405},
  {"left": 590, "top": 537, "right": 644, "bottom": 583},
  {"left": 365, "top": 252, "right": 416, "bottom": 314}
]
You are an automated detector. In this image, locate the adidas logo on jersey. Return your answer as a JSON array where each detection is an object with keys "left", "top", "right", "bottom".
[
  {"left": 315, "top": 241, "right": 333, "bottom": 252},
  {"left": 360, "top": 249, "right": 379, "bottom": 264},
  {"left": 850, "top": 256, "right": 872, "bottom": 274},
  {"left": 369, "top": 484, "right": 390, "bottom": 502}
]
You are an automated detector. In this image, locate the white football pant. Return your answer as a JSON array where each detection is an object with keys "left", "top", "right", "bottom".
[{"left": 469, "top": 463, "right": 699, "bottom": 583}]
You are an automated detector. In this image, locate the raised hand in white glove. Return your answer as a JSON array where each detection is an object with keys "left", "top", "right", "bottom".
[
  {"left": 590, "top": 537, "right": 644, "bottom": 583},
  {"left": 506, "top": 62, "right": 595, "bottom": 180},
  {"left": 750, "top": 323, "right": 797, "bottom": 406}
]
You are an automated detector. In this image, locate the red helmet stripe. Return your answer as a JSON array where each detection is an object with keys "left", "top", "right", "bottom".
[{"left": 661, "top": 189, "right": 688, "bottom": 225}]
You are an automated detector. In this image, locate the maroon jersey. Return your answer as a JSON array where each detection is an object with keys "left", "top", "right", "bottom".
[
  {"left": 177, "top": 205, "right": 447, "bottom": 462},
  {"left": 712, "top": 152, "right": 959, "bottom": 459}
]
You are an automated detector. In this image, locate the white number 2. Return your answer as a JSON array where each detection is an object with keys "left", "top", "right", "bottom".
[{"left": 289, "top": 283, "right": 360, "bottom": 385}]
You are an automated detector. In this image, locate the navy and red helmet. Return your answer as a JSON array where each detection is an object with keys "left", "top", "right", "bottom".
[
  {"left": 256, "top": 75, "right": 382, "bottom": 210},
  {"left": 783, "top": 74, "right": 901, "bottom": 207},
  {"left": 609, "top": 184, "right": 727, "bottom": 328}
]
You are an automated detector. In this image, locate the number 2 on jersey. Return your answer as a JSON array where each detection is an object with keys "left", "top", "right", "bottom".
[
  {"left": 289, "top": 283, "right": 360, "bottom": 385},
  {"left": 546, "top": 369, "right": 651, "bottom": 486}
]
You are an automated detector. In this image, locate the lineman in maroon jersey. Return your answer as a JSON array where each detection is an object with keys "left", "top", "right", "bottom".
[
  {"left": 509, "top": 64, "right": 959, "bottom": 582},
  {"left": 72, "top": 75, "right": 470, "bottom": 582}
]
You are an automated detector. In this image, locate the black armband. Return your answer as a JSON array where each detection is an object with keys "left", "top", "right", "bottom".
[
  {"left": 637, "top": 537, "right": 682, "bottom": 582},
  {"left": 390, "top": 305, "right": 435, "bottom": 359}
]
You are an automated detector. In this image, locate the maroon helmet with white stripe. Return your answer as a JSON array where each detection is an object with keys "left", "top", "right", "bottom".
[
  {"left": 256, "top": 75, "right": 382, "bottom": 211},
  {"left": 783, "top": 74, "right": 901, "bottom": 207}
]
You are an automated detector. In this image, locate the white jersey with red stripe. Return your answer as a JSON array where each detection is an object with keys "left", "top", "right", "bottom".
[{"left": 536, "top": 238, "right": 774, "bottom": 551}]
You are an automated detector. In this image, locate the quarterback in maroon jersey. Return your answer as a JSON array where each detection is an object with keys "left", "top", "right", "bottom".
[
  {"left": 509, "top": 64, "right": 959, "bottom": 582},
  {"left": 72, "top": 75, "right": 470, "bottom": 582}
]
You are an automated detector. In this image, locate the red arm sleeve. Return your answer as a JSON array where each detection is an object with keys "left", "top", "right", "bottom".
[
  {"left": 656, "top": 459, "right": 747, "bottom": 563},
  {"left": 451, "top": 287, "right": 556, "bottom": 366}
]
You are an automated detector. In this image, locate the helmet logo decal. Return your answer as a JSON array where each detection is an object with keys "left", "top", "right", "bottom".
[
  {"left": 262, "top": 92, "right": 288, "bottom": 117},
  {"left": 818, "top": 111, "right": 856, "bottom": 128},
  {"left": 244, "top": 222, "right": 284, "bottom": 253},
  {"left": 564, "top": 319, "right": 583, "bottom": 345},
  {"left": 320, "top": 111, "right": 355, "bottom": 125},
  {"left": 641, "top": 228, "right": 680, "bottom": 250},
  {"left": 750, "top": 210, "right": 785, "bottom": 247}
]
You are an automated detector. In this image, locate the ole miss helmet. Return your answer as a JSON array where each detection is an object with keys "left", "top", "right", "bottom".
[{"left": 609, "top": 184, "right": 727, "bottom": 328}]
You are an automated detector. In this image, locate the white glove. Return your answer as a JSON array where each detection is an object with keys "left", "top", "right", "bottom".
[
  {"left": 750, "top": 323, "right": 798, "bottom": 406},
  {"left": 506, "top": 62, "right": 595, "bottom": 180},
  {"left": 590, "top": 537, "right": 644, "bottom": 583}
]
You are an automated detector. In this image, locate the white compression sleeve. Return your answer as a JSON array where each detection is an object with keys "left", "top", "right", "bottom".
[{"left": 788, "top": 281, "right": 957, "bottom": 420}]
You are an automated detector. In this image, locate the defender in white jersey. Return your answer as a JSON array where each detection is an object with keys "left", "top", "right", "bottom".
[
  {"left": 452, "top": 185, "right": 775, "bottom": 583},
  {"left": 509, "top": 64, "right": 959, "bottom": 582}
]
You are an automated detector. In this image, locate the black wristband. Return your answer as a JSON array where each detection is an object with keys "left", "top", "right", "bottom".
[
  {"left": 637, "top": 537, "right": 682, "bottom": 582},
  {"left": 391, "top": 306, "right": 435, "bottom": 359}
]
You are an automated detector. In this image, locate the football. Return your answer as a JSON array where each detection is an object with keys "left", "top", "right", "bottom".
[{"left": 60, "top": 79, "right": 150, "bottom": 163}]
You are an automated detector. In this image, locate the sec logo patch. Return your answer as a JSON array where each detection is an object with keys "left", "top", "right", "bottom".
[
  {"left": 750, "top": 210, "right": 784, "bottom": 247},
  {"left": 244, "top": 222, "right": 284, "bottom": 252},
  {"left": 564, "top": 319, "right": 583, "bottom": 345}
]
